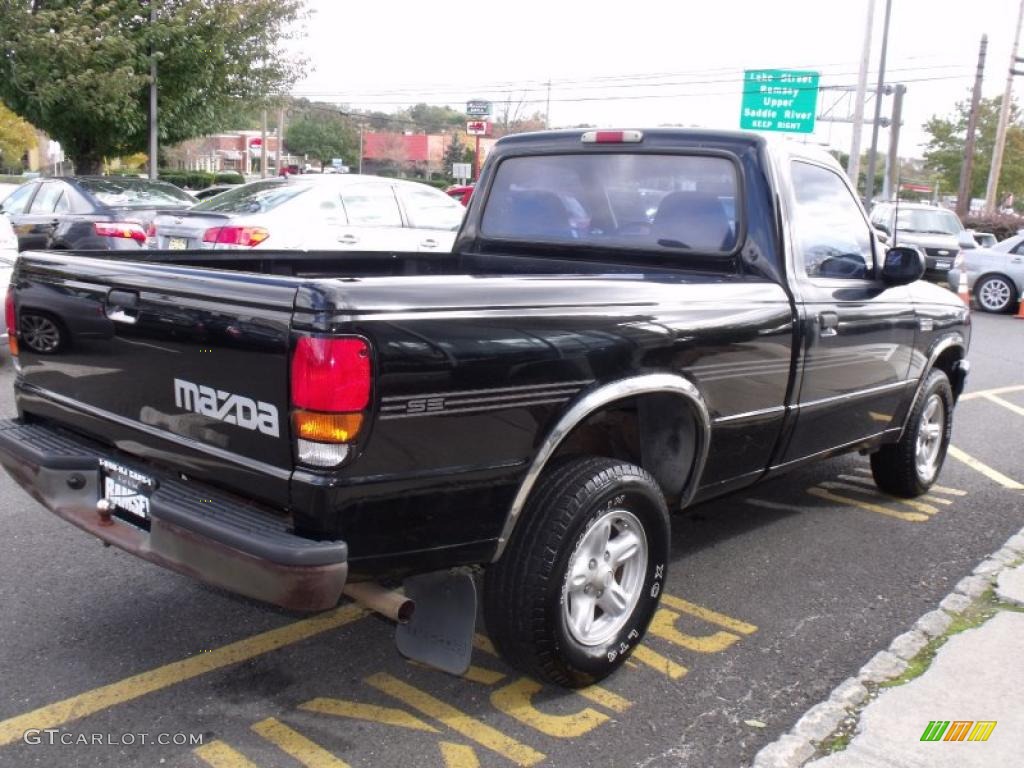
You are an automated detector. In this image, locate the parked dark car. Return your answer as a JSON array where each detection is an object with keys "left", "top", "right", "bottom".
[{"left": 0, "top": 176, "right": 196, "bottom": 252}]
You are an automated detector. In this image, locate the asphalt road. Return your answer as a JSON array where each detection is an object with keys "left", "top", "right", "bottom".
[{"left": 0, "top": 311, "right": 1022, "bottom": 768}]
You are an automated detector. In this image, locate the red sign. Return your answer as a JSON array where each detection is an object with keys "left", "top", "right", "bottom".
[
  {"left": 466, "top": 121, "right": 490, "bottom": 136},
  {"left": 249, "top": 138, "right": 263, "bottom": 149}
]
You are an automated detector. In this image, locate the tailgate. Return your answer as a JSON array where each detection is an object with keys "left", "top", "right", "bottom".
[{"left": 12, "top": 251, "right": 299, "bottom": 506}]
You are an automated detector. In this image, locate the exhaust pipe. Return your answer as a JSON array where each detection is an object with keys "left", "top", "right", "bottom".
[{"left": 343, "top": 581, "right": 415, "bottom": 624}]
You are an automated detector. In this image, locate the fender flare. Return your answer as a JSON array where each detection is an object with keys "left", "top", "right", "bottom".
[
  {"left": 491, "top": 373, "right": 711, "bottom": 562},
  {"left": 899, "top": 334, "right": 966, "bottom": 438}
]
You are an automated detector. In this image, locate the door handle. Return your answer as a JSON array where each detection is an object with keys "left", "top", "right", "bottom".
[
  {"left": 818, "top": 312, "right": 839, "bottom": 337},
  {"left": 1012, "top": 257, "right": 1023, "bottom": 263},
  {"left": 420, "top": 238, "right": 439, "bottom": 248},
  {"left": 337, "top": 233, "right": 359, "bottom": 245}
]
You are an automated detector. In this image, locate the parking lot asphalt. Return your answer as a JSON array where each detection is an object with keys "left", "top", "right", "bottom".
[{"left": 0, "top": 311, "right": 1022, "bottom": 768}]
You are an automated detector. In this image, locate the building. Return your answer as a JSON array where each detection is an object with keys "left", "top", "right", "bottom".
[
  {"left": 164, "top": 131, "right": 294, "bottom": 174},
  {"left": 360, "top": 131, "right": 497, "bottom": 179}
]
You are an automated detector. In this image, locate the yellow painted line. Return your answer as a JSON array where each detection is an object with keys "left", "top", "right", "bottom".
[
  {"left": 0, "top": 603, "right": 367, "bottom": 747},
  {"left": 947, "top": 445, "right": 1024, "bottom": 490},
  {"left": 806, "top": 487, "right": 929, "bottom": 522},
  {"left": 490, "top": 677, "right": 608, "bottom": 738},
  {"left": 195, "top": 740, "right": 261, "bottom": 768},
  {"left": 660, "top": 593, "right": 758, "bottom": 635},
  {"left": 299, "top": 697, "right": 438, "bottom": 732},
  {"left": 367, "top": 672, "right": 545, "bottom": 767},
  {"left": 630, "top": 644, "right": 688, "bottom": 679},
  {"left": 648, "top": 608, "right": 739, "bottom": 653},
  {"left": 472, "top": 634, "right": 497, "bottom": 656},
  {"left": 251, "top": 717, "right": 351, "bottom": 767},
  {"left": 440, "top": 742, "right": 480, "bottom": 768},
  {"left": 961, "top": 384, "right": 1024, "bottom": 401},
  {"left": 838, "top": 473, "right": 964, "bottom": 501},
  {"left": 922, "top": 494, "right": 953, "bottom": 505},
  {"left": 930, "top": 484, "right": 968, "bottom": 497},
  {"left": 819, "top": 481, "right": 939, "bottom": 516},
  {"left": 577, "top": 685, "right": 632, "bottom": 714},
  {"left": 462, "top": 665, "right": 506, "bottom": 685},
  {"left": 852, "top": 467, "right": 872, "bottom": 475},
  {"left": 869, "top": 411, "right": 893, "bottom": 423},
  {"left": 984, "top": 393, "right": 1024, "bottom": 418}
]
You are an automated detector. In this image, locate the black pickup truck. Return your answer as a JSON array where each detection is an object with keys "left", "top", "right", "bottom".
[{"left": 0, "top": 129, "right": 970, "bottom": 687}]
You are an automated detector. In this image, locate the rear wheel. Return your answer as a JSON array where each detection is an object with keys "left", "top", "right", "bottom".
[
  {"left": 871, "top": 369, "right": 953, "bottom": 497},
  {"left": 975, "top": 275, "right": 1016, "bottom": 313},
  {"left": 484, "top": 456, "right": 670, "bottom": 688}
]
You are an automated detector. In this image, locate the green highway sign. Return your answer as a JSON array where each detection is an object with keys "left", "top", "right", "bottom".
[{"left": 740, "top": 69, "right": 819, "bottom": 134}]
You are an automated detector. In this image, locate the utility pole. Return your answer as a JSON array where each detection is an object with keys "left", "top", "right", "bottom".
[
  {"left": 864, "top": 0, "right": 893, "bottom": 204},
  {"left": 276, "top": 108, "right": 285, "bottom": 175},
  {"left": 882, "top": 84, "right": 906, "bottom": 201},
  {"left": 958, "top": 35, "right": 988, "bottom": 219},
  {"left": 147, "top": 1, "right": 158, "bottom": 180},
  {"left": 260, "top": 109, "right": 268, "bottom": 179},
  {"left": 848, "top": 0, "right": 876, "bottom": 192},
  {"left": 358, "top": 127, "right": 364, "bottom": 175},
  {"left": 545, "top": 79, "right": 552, "bottom": 129},
  {"left": 985, "top": 0, "right": 1024, "bottom": 213}
]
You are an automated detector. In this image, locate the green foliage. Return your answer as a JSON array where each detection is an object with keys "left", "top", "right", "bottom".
[
  {"left": 214, "top": 171, "right": 244, "bottom": 185},
  {"left": 0, "top": 1, "right": 307, "bottom": 173},
  {"left": 159, "top": 169, "right": 216, "bottom": 190},
  {"left": 923, "top": 96, "right": 1024, "bottom": 209},
  {"left": 0, "top": 103, "right": 37, "bottom": 173},
  {"left": 400, "top": 103, "right": 466, "bottom": 134},
  {"left": 285, "top": 113, "right": 358, "bottom": 169}
]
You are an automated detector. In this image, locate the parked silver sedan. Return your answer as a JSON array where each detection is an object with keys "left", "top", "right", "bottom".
[
  {"left": 947, "top": 234, "right": 1024, "bottom": 313},
  {"left": 150, "top": 174, "right": 464, "bottom": 253}
]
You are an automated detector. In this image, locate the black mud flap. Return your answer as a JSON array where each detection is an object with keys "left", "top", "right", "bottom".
[{"left": 396, "top": 570, "right": 477, "bottom": 676}]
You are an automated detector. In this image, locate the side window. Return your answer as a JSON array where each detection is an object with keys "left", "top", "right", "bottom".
[
  {"left": 400, "top": 185, "right": 465, "bottom": 231},
  {"left": 28, "top": 183, "right": 64, "bottom": 213},
  {"left": 1012, "top": 240, "right": 1024, "bottom": 256},
  {"left": 53, "top": 190, "right": 71, "bottom": 214},
  {"left": 791, "top": 161, "right": 874, "bottom": 280},
  {"left": 340, "top": 184, "right": 403, "bottom": 228},
  {"left": 0, "top": 183, "right": 37, "bottom": 215}
]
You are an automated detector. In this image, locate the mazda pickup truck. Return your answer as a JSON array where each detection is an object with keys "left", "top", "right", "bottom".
[{"left": 0, "top": 129, "right": 970, "bottom": 687}]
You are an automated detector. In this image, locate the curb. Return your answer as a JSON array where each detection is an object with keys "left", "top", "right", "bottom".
[{"left": 749, "top": 530, "right": 1024, "bottom": 768}]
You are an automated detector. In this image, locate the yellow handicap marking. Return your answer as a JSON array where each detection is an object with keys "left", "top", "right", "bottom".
[
  {"left": 960, "top": 384, "right": 1024, "bottom": 401},
  {"left": 251, "top": 717, "right": 351, "bottom": 767},
  {"left": 806, "top": 487, "right": 929, "bottom": 522},
  {"left": 366, "top": 672, "right": 546, "bottom": 767},
  {"left": 947, "top": 445, "right": 1024, "bottom": 490},
  {"left": 300, "top": 697, "right": 438, "bottom": 732},
  {"left": 0, "top": 603, "right": 367, "bottom": 748},
  {"left": 849, "top": 467, "right": 967, "bottom": 496},
  {"left": 629, "top": 645, "right": 688, "bottom": 679},
  {"left": 440, "top": 741, "right": 481, "bottom": 768},
  {"left": 820, "top": 480, "right": 939, "bottom": 516},
  {"left": 490, "top": 678, "right": 613, "bottom": 738},
  {"left": 195, "top": 740, "right": 261, "bottom": 768},
  {"left": 659, "top": 594, "right": 758, "bottom": 636},
  {"left": 982, "top": 393, "right": 1024, "bottom": 418}
]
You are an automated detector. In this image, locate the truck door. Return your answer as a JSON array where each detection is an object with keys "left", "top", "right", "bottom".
[{"left": 780, "top": 159, "right": 917, "bottom": 464}]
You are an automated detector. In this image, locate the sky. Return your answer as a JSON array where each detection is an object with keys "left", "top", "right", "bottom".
[{"left": 287, "top": 0, "right": 1021, "bottom": 162}]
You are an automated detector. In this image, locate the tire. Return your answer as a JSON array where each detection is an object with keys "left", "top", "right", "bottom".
[
  {"left": 19, "top": 311, "right": 66, "bottom": 354},
  {"left": 975, "top": 275, "right": 1017, "bottom": 313},
  {"left": 484, "top": 456, "right": 670, "bottom": 688},
  {"left": 870, "top": 369, "right": 953, "bottom": 497}
]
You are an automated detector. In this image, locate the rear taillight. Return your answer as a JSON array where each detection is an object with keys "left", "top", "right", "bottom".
[
  {"left": 203, "top": 226, "right": 269, "bottom": 247},
  {"left": 290, "top": 336, "right": 371, "bottom": 467},
  {"left": 5, "top": 287, "right": 17, "bottom": 356},
  {"left": 94, "top": 222, "right": 147, "bottom": 245}
]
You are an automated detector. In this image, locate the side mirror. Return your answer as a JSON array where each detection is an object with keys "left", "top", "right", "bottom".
[
  {"left": 957, "top": 230, "right": 977, "bottom": 250},
  {"left": 874, "top": 227, "right": 890, "bottom": 244},
  {"left": 881, "top": 246, "right": 925, "bottom": 285}
]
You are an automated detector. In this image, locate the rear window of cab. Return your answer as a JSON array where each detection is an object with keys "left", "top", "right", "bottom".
[{"left": 480, "top": 153, "right": 739, "bottom": 254}]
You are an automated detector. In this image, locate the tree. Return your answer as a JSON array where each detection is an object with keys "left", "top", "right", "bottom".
[
  {"left": 442, "top": 134, "right": 470, "bottom": 175},
  {"left": 402, "top": 103, "right": 465, "bottom": 134},
  {"left": 922, "top": 95, "right": 1024, "bottom": 208},
  {"left": 0, "top": 103, "right": 36, "bottom": 172},
  {"left": 285, "top": 114, "right": 358, "bottom": 170},
  {"left": 0, "top": 1, "right": 306, "bottom": 173}
]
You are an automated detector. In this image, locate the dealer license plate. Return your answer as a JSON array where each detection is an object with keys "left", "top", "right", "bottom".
[
  {"left": 168, "top": 237, "right": 188, "bottom": 250},
  {"left": 934, "top": 260, "right": 951, "bottom": 270},
  {"left": 99, "top": 459, "right": 155, "bottom": 524}
]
